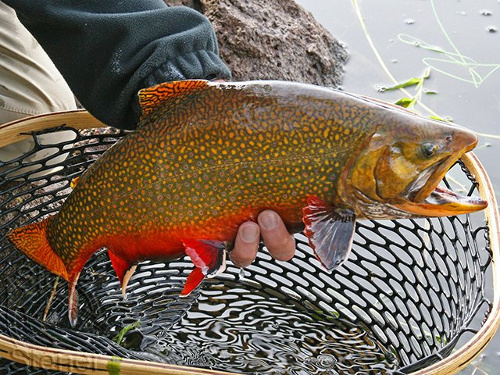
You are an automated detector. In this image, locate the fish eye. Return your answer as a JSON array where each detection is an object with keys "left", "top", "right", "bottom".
[{"left": 421, "top": 142, "right": 438, "bottom": 158}]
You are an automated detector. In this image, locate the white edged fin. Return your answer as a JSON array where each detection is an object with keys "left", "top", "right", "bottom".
[
  {"left": 68, "top": 272, "right": 81, "bottom": 328},
  {"left": 121, "top": 264, "right": 137, "bottom": 296}
]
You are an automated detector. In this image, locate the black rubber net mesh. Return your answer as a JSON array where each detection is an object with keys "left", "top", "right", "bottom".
[{"left": 0, "top": 126, "right": 492, "bottom": 375}]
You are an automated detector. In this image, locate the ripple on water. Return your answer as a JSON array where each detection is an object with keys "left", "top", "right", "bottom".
[{"left": 140, "top": 281, "right": 400, "bottom": 374}]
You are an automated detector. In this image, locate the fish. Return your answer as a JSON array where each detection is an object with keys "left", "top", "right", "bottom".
[{"left": 7, "top": 80, "right": 487, "bottom": 326}]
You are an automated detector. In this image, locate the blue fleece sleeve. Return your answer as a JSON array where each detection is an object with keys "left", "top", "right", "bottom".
[{"left": 4, "top": 1, "right": 231, "bottom": 129}]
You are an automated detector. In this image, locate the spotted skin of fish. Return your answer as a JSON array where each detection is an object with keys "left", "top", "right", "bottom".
[
  {"left": 7, "top": 80, "right": 486, "bottom": 326},
  {"left": 50, "top": 82, "right": 371, "bottom": 273}
]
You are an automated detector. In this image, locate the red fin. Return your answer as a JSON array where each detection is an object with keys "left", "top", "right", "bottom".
[
  {"left": 138, "top": 80, "right": 210, "bottom": 119},
  {"left": 7, "top": 217, "right": 69, "bottom": 280},
  {"left": 180, "top": 267, "right": 205, "bottom": 297},
  {"left": 183, "top": 239, "right": 226, "bottom": 277},
  {"left": 108, "top": 251, "right": 137, "bottom": 294},
  {"left": 180, "top": 239, "right": 227, "bottom": 296},
  {"left": 303, "top": 196, "right": 356, "bottom": 271}
]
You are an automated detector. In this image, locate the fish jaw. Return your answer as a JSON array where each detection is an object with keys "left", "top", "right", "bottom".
[
  {"left": 393, "top": 185, "right": 487, "bottom": 217},
  {"left": 405, "top": 123, "right": 478, "bottom": 203},
  {"left": 391, "top": 129, "right": 488, "bottom": 217},
  {"left": 340, "top": 105, "right": 488, "bottom": 219},
  {"left": 380, "top": 146, "right": 488, "bottom": 218}
]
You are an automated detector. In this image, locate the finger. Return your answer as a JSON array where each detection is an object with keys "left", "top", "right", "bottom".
[
  {"left": 258, "top": 210, "right": 295, "bottom": 261},
  {"left": 230, "top": 221, "right": 260, "bottom": 268}
]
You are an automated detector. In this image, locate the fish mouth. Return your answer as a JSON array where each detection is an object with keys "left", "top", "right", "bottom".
[{"left": 395, "top": 157, "right": 487, "bottom": 217}]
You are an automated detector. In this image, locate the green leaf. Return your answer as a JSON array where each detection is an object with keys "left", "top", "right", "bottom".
[
  {"left": 430, "top": 115, "right": 444, "bottom": 121},
  {"left": 113, "top": 321, "right": 141, "bottom": 345},
  {"left": 395, "top": 97, "right": 414, "bottom": 108},
  {"left": 382, "top": 77, "right": 422, "bottom": 92}
]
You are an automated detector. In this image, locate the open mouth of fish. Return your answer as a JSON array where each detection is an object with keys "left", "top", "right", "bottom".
[{"left": 396, "top": 156, "right": 487, "bottom": 217}]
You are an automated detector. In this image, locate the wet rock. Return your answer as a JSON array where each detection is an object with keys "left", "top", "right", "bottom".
[{"left": 167, "top": 0, "right": 348, "bottom": 87}]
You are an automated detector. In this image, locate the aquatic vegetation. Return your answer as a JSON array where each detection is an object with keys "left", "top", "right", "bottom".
[
  {"left": 113, "top": 321, "right": 141, "bottom": 346},
  {"left": 350, "top": 1, "right": 499, "bottom": 373},
  {"left": 352, "top": 0, "right": 500, "bottom": 140},
  {"left": 398, "top": 0, "right": 500, "bottom": 88}
]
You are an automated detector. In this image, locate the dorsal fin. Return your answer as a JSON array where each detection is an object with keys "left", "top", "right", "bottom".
[{"left": 138, "top": 80, "right": 210, "bottom": 119}]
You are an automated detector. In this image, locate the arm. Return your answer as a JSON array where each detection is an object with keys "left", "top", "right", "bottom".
[
  {"left": 4, "top": 0, "right": 231, "bottom": 129},
  {"left": 6, "top": 0, "right": 295, "bottom": 266}
]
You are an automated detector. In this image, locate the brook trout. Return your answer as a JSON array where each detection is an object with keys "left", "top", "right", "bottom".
[{"left": 8, "top": 80, "right": 487, "bottom": 326}]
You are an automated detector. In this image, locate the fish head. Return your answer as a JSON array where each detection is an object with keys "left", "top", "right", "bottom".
[{"left": 342, "top": 107, "right": 487, "bottom": 219}]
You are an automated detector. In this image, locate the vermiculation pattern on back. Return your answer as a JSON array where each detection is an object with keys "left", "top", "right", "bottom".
[{"left": 47, "top": 81, "right": 376, "bottom": 262}]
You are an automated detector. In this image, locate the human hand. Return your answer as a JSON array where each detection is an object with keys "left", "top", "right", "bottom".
[
  {"left": 230, "top": 210, "right": 296, "bottom": 268},
  {"left": 211, "top": 80, "right": 295, "bottom": 267}
]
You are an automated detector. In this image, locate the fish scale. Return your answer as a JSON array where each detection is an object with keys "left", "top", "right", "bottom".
[{"left": 7, "top": 80, "right": 486, "bottom": 326}]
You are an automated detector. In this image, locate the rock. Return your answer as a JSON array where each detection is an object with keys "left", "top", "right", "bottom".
[
  {"left": 167, "top": 0, "right": 202, "bottom": 12},
  {"left": 166, "top": 0, "right": 348, "bottom": 87}
]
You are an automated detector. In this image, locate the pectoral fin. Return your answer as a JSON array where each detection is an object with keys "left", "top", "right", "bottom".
[
  {"left": 303, "top": 196, "right": 356, "bottom": 271},
  {"left": 181, "top": 239, "right": 226, "bottom": 296}
]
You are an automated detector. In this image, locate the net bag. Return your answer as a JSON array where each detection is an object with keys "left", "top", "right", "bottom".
[{"left": 0, "top": 110, "right": 499, "bottom": 375}]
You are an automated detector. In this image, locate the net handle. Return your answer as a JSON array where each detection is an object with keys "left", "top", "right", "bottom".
[
  {"left": 0, "top": 109, "right": 106, "bottom": 149},
  {"left": 409, "top": 152, "right": 500, "bottom": 375}
]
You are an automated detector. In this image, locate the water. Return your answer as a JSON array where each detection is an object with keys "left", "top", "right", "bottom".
[
  {"left": 142, "top": 281, "right": 400, "bottom": 374},
  {"left": 0, "top": 236, "right": 405, "bottom": 373},
  {"left": 295, "top": 0, "right": 500, "bottom": 373}
]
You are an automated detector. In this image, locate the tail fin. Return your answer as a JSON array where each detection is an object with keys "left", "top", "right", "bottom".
[{"left": 7, "top": 217, "right": 69, "bottom": 280}]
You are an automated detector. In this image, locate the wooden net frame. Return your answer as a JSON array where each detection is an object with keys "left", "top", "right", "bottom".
[{"left": 0, "top": 110, "right": 498, "bottom": 375}]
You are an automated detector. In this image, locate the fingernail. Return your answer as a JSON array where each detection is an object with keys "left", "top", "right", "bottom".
[
  {"left": 241, "top": 225, "right": 259, "bottom": 242},
  {"left": 259, "top": 211, "right": 277, "bottom": 230}
]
